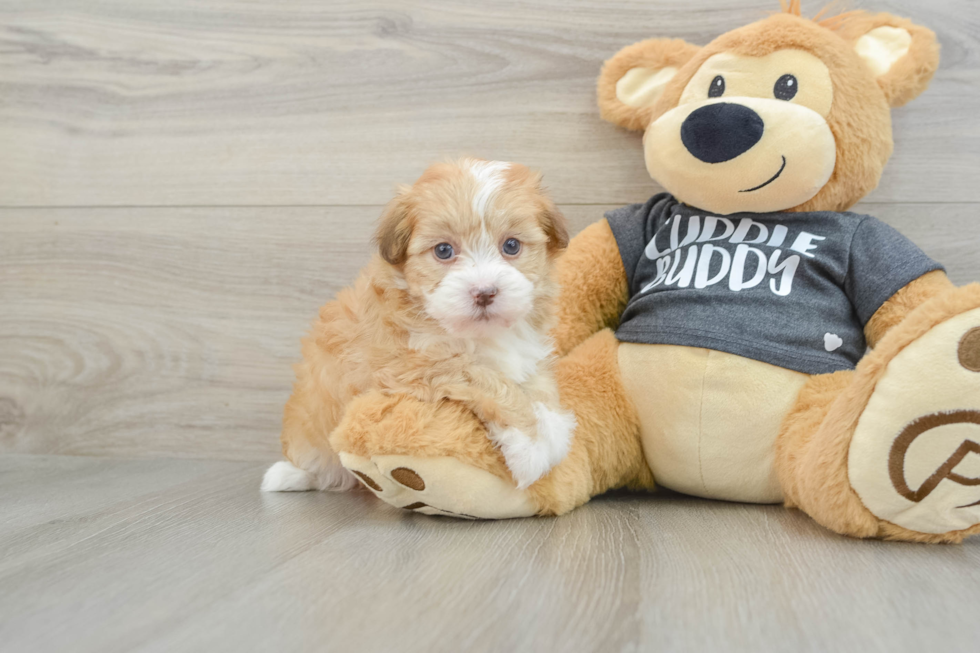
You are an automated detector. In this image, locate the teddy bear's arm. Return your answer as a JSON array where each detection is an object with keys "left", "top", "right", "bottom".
[
  {"left": 552, "top": 219, "right": 630, "bottom": 356},
  {"left": 864, "top": 270, "right": 955, "bottom": 348}
]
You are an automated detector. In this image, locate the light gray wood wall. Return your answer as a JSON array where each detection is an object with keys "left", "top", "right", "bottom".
[{"left": 2, "top": 0, "right": 979, "bottom": 461}]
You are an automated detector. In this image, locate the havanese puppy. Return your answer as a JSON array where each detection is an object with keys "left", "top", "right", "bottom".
[{"left": 262, "top": 158, "right": 576, "bottom": 494}]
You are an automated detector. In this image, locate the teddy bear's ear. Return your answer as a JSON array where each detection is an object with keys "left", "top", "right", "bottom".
[
  {"left": 597, "top": 38, "right": 702, "bottom": 131},
  {"left": 838, "top": 13, "right": 940, "bottom": 108}
]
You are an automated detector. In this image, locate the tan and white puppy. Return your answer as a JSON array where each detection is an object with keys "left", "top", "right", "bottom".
[{"left": 262, "top": 159, "right": 575, "bottom": 494}]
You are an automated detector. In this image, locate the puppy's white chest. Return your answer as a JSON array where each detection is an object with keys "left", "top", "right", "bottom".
[{"left": 477, "top": 325, "right": 552, "bottom": 383}]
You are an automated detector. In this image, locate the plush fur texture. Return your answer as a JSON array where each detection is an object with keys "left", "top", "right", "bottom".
[
  {"left": 596, "top": 9, "right": 940, "bottom": 215},
  {"left": 330, "top": 392, "right": 506, "bottom": 477},
  {"left": 327, "top": 329, "right": 653, "bottom": 517},
  {"left": 597, "top": 39, "right": 702, "bottom": 132},
  {"left": 864, "top": 270, "right": 955, "bottom": 347},
  {"left": 835, "top": 12, "right": 941, "bottom": 108},
  {"left": 268, "top": 159, "right": 575, "bottom": 492},
  {"left": 528, "top": 329, "right": 654, "bottom": 514},
  {"left": 318, "top": 4, "right": 980, "bottom": 544},
  {"left": 777, "top": 284, "right": 980, "bottom": 543},
  {"left": 552, "top": 219, "right": 630, "bottom": 357},
  {"left": 776, "top": 369, "right": 875, "bottom": 535}
]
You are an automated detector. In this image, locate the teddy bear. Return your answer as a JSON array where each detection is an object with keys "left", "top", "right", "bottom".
[{"left": 326, "top": 4, "right": 980, "bottom": 543}]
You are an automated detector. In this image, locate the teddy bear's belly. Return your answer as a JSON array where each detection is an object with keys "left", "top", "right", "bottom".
[{"left": 618, "top": 342, "right": 809, "bottom": 503}]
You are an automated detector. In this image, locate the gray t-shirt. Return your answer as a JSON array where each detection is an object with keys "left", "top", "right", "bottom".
[{"left": 606, "top": 194, "right": 943, "bottom": 374}]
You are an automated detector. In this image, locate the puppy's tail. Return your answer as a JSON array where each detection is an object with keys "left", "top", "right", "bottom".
[{"left": 261, "top": 446, "right": 359, "bottom": 492}]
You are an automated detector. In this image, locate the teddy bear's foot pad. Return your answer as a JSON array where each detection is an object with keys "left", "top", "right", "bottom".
[
  {"left": 338, "top": 453, "right": 537, "bottom": 520},
  {"left": 849, "top": 308, "right": 980, "bottom": 535}
]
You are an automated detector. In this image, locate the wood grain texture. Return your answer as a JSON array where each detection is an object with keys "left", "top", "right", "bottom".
[
  {"left": 1, "top": 454, "right": 979, "bottom": 653},
  {"left": 0, "top": 204, "right": 597, "bottom": 460},
  {"left": 2, "top": 203, "right": 978, "bottom": 460},
  {"left": 1, "top": 0, "right": 979, "bottom": 206}
]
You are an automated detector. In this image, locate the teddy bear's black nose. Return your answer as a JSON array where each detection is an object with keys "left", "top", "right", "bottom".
[{"left": 681, "top": 103, "right": 765, "bottom": 164}]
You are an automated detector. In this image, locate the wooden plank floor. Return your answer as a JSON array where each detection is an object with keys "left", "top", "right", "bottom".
[
  {"left": 3, "top": 0, "right": 980, "bottom": 651},
  {"left": 1, "top": 454, "right": 979, "bottom": 653}
]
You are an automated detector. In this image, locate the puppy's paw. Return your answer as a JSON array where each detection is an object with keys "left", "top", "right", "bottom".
[
  {"left": 490, "top": 404, "right": 575, "bottom": 489},
  {"left": 534, "top": 402, "right": 577, "bottom": 459},
  {"left": 261, "top": 461, "right": 315, "bottom": 492}
]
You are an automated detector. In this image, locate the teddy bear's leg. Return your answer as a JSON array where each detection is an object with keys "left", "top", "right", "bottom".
[
  {"left": 530, "top": 329, "right": 653, "bottom": 514},
  {"left": 331, "top": 391, "right": 540, "bottom": 519},
  {"left": 777, "top": 284, "right": 980, "bottom": 543},
  {"left": 775, "top": 370, "right": 877, "bottom": 537},
  {"left": 328, "top": 329, "right": 652, "bottom": 518}
]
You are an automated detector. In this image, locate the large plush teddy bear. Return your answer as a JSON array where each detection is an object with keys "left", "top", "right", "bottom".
[{"left": 328, "top": 5, "right": 980, "bottom": 543}]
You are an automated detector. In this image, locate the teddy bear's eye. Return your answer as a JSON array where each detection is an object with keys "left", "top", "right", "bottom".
[
  {"left": 708, "top": 75, "right": 725, "bottom": 98},
  {"left": 774, "top": 74, "right": 798, "bottom": 101}
]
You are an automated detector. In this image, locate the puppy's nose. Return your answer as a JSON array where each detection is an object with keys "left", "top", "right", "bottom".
[
  {"left": 471, "top": 286, "right": 498, "bottom": 307},
  {"left": 681, "top": 102, "right": 765, "bottom": 164}
]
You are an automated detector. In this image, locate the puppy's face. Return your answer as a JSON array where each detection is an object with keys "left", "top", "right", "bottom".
[{"left": 376, "top": 159, "right": 569, "bottom": 338}]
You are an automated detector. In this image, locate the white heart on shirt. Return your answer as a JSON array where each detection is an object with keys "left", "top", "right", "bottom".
[{"left": 824, "top": 333, "right": 844, "bottom": 352}]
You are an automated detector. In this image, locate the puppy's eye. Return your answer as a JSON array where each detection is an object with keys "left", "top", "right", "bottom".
[
  {"left": 501, "top": 238, "right": 521, "bottom": 256},
  {"left": 774, "top": 74, "right": 798, "bottom": 101},
  {"left": 708, "top": 75, "right": 725, "bottom": 98},
  {"left": 433, "top": 243, "right": 455, "bottom": 260}
]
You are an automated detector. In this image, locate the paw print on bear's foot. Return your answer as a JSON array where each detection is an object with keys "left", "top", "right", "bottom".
[
  {"left": 849, "top": 307, "right": 980, "bottom": 536},
  {"left": 337, "top": 452, "right": 537, "bottom": 520},
  {"left": 959, "top": 327, "right": 980, "bottom": 372}
]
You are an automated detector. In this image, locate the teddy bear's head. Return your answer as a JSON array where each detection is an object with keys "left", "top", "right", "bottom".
[{"left": 597, "top": 3, "right": 939, "bottom": 215}]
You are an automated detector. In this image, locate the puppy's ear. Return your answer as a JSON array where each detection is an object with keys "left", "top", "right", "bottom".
[
  {"left": 375, "top": 186, "right": 415, "bottom": 266},
  {"left": 539, "top": 197, "right": 569, "bottom": 253},
  {"left": 598, "top": 38, "right": 701, "bottom": 131},
  {"left": 838, "top": 13, "right": 940, "bottom": 107}
]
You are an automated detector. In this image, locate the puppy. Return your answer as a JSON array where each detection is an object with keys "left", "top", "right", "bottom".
[{"left": 262, "top": 159, "right": 576, "bottom": 493}]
